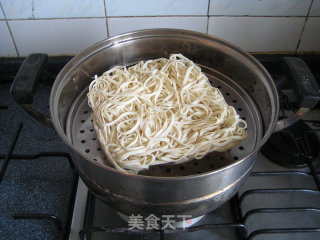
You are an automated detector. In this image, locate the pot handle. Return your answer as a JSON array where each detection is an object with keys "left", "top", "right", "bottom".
[
  {"left": 273, "top": 57, "right": 320, "bottom": 132},
  {"left": 10, "top": 53, "right": 53, "bottom": 127}
]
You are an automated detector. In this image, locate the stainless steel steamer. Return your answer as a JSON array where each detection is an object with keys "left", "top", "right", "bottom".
[{"left": 11, "top": 29, "right": 320, "bottom": 218}]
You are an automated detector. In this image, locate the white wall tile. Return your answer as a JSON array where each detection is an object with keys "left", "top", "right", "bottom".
[
  {"left": 105, "top": 0, "right": 209, "bottom": 16},
  {"left": 209, "top": 0, "right": 311, "bottom": 16},
  {"left": 9, "top": 19, "right": 107, "bottom": 56},
  {"left": 309, "top": 0, "right": 320, "bottom": 16},
  {"left": 33, "top": 0, "right": 105, "bottom": 18},
  {"left": 108, "top": 17, "right": 207, "bottom": 37},
  {"left": 1, "top": 0, "right": 33, "bottom": 19},
  {"left": 298, "top": 17, "right": 320, "bottom": 52},
  {"left": 208, "top": 17, "right": 305, "bottom": 52},
  {"left": 0, "top": 22, "right": 17, "bottom": 56}
]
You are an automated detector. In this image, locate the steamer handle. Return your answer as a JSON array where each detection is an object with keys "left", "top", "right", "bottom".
[
  {"left": 10, "top": 54, "right": 53, "bottom": 127},
  {"left": 274, "top": 57, "right": 320, "bottom": 132}
]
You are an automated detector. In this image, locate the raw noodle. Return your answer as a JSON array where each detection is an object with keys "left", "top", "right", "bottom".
[{"left": 87, "top": 54, "right": 247, "bottom": 173}]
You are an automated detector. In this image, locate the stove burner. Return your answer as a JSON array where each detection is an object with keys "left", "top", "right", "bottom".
[{"left": 261, "top": 120, "right": 320, "bottom": 167}]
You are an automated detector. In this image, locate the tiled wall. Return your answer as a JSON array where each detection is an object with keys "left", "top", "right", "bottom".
[{"left": 0, "top": 0, "right": 319, "bottom": 57}]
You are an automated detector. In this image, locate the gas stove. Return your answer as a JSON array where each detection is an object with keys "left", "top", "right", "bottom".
[{"left": 0, "top": 55, "right": 320, "bottom": 240}]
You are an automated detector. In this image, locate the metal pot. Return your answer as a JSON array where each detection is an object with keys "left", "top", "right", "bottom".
[{"left": 11, "top": 29, "right": 320, "bottom": 218}]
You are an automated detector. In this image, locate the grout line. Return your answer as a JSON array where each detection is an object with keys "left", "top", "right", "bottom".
[
  {"left": 205, "top": 15, "right": 309, "bottom": 18},
  {"left": 5, "top": 17, "right": 106, "bottom": 21},
  {"left": 206, "top": 0, "right": 211, "bottom": 34},
  {"left": 2, "top": 15, "right": 313, "bottom": 21},
  {"left": 106, "top": 18, "right": 110, "bottom": 38},
  {"left": 0, "top": 3, "right": 19, "bottom": 56},
  {"left": 107, "top": 15, "right": 206, "bottom": 18},
  {"left": 31, "top": 0, "right": 35, "bottom": 19},
  {"left": 295, "top": 0, "right": 314, "bottom": 53},
  {"left": 107, "top": 15, "right": 309, "bottom": 18},
  {"left": 103, "top": 0, "right": 110, "bottom": 38}
]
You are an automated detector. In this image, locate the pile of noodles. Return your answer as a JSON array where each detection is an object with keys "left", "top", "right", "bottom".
[{"left": 88, "top": 54, "right": 247, "bottom": 173}]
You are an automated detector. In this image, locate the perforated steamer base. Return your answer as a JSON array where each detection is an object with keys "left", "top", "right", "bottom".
[{"left": 66, "top": 65, "right": 262, "bottom": 177}]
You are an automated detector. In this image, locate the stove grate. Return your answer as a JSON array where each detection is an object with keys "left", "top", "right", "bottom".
[{"left": 79, "top": 168, "right": 320, "bottom": 240}]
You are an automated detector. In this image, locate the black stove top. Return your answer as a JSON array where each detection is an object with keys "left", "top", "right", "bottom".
[
  {"left": 0, "top": 54, "right": 320, "bottom": 240},
  {"left": 0, "top": 57, "right": 77, "bottom": 240}
]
